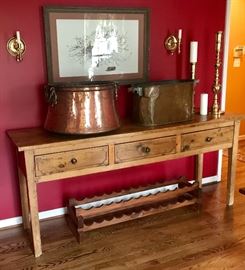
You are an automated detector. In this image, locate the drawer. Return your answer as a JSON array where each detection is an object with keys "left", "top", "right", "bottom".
[
  {"left": 181, "top": 126, "right": 233, "bottom": 152},
  {"left": 35, "top": 146, "right": 109, "bottom": 176},
  {"left": 115, "top": 136, "right": 176, "bottom": 163}
]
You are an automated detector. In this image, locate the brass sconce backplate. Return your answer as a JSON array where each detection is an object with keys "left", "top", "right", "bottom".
[
  {"left": 165, "top": 35, "right": 178, "bottom": 54},
  {"left": 7, "top": 37, "right": 26, "bottom": 60}
]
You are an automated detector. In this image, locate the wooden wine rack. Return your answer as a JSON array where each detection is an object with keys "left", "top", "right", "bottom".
[{"left": 66, "top": 177, "right": 200, "bottom": 242}]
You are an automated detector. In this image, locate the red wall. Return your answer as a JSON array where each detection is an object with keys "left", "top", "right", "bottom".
[{"left": 0, "top": 0, "right": 226, "bottom": 219}]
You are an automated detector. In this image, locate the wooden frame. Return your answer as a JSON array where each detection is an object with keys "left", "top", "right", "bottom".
[{"left": 43, "top": 6, "right": 149, "bottom": 84}]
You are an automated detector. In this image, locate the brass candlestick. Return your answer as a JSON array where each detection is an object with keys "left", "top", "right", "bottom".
[
  {"left": 212, "top": 31, "right": 223, "bottom": 117},
  {"left": 191, "top": 62, "right": 196, "bottom": 80}
]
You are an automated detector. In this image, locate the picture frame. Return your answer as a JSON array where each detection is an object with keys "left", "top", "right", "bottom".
[{"left": 43, "top": 6, "right": 149, "bottom": 84}]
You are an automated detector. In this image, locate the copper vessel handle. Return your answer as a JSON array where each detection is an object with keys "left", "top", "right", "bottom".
[
  {"left": 114, "top": 82, "right": 119, "bottom": 100},
  {"left": 45, "top": 86, "right": 58, "bottom": 106}
]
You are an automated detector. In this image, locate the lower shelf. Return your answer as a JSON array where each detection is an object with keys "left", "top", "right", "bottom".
[{"left": 66, "top": 177, "right": 200, "bottom": 242}]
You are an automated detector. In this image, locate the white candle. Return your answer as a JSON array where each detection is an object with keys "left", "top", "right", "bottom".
[
  {"left": 216, "top": 31, "right": 222, "bottom": 43},
  {"left": 216, "top": 31, "right": 222, "bottom": 51},
  {"left": 178, "top": 29, "right": 182, "bottom": 40},
  {"left": 16, "top": 31, "right": 21, "bottom": 43},
  {"left": 200, "top": 93, "right": 208, "bottom": 116},
  {"left": 190, "top": 41, "right": 198, "bottom": 63}
]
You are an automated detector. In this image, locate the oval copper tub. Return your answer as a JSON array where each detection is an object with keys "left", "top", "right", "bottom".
[{"left": 44, "top": 81, "right": 120, "bottom": 135}]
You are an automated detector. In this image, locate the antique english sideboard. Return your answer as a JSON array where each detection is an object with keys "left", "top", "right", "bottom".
[{"left": 7, "top": 113, "right": 243, "bottom": 257}]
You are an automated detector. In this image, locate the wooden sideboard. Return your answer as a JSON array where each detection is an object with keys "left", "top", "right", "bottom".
[{"left": 8, "top": 114, "right": 242, "bottom": 257}]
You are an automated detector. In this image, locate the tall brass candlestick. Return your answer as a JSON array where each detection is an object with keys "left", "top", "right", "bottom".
[{"left": 212, "top": 31, "right": 223, "bottom": 117}]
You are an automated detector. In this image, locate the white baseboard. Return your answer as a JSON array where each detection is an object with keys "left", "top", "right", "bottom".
[
  {"left": 0, "top": 207, "right": 67, "bottom": 229},
  {"left": 202, "top": 174, "right": 220, "bottom": 185},
  {"left": 0, "top": 175, "right": 219, "bottom": 229}
]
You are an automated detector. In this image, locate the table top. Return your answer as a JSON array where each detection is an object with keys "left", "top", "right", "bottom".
[{"left": 7, "top": 113, "right": 244, "bottom": 151}]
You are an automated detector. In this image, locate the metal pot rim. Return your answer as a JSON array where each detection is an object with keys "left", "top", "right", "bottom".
[
  {"left": 130, "top": 79, "right": 196, "bottom": 88},
  {"left": 46, "top": 81, "right": 117, "bottom": 92}
]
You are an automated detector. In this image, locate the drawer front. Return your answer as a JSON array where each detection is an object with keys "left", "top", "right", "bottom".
[
  {"left": 35, "top": 146, "right": 109, "bottom": 176},
  {"left": 181, "top": 127, "right": 233, "bottom": 152},
  {"left": 115, "top": 136, "right": 176, "bottom": 163}
]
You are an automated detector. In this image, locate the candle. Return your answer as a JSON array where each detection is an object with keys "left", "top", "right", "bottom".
[
  {"left": 16, "top": 31, "right": 21, "bottom": 43},
  {"left": 178, "top": 29, "right": 182, "bottom": 40},
  {"left": 200, "top": 93, "right": 208, "bottom": 116},
  {"left": 216, "top": 31, "right": 222, "bottom": 52},
  {"left": 190, "top": 41, "right": 198, "bottom": 63},
  {"left": 216, "top": 31, "right": 222, "bottom": 43}
]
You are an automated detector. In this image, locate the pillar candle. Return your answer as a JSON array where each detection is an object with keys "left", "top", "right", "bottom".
[
  {"left": 16, "top": 31, "right": 21, "bottom": 43},
  {"left": 178, "top": 29, "right": 182, "bottom": 40},
  {"left": 190, "top": 41, "right": 198, "bottom": 63},
  {"left": 200, "top": 93, "right": 208, "bottom": 116}
]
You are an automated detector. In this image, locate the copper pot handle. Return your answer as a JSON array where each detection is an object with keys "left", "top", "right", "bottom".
[
  {"left": 114, "top": 82, "right": 119, "bottom": 100},
  {"left": 45, "top": 86, "right": 58, "bottom": 106}
]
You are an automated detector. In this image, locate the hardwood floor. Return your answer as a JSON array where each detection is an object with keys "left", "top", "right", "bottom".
[{"left": 1, "top": 142, "right": 245, "bottom": 269}]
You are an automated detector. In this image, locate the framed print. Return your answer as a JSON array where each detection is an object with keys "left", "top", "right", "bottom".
[{"left": 43, "top": 6, "right": 149, "bottom": 84}]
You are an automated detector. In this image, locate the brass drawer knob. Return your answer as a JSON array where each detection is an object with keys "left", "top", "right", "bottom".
[
  {"left": 205, "top": 137, "right": 213, "bottom": 142},
  {"left": 142, "top": 146, "right": 151, "bottom": 153},
  {"left": 71, "top": 158, "right": 78, "bottom": 164},
  {"left": 182, "top": 145, "right": 190, "bottom": 151}
]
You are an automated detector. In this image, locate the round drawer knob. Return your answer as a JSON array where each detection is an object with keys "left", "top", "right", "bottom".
[
  {"left": 183, "top": 145, "right": 190, "bottom": 151},
  {"left": 142, "top": 146, "right": 151, "bottom": 153},
  {"left": 71, "top": 158, "right": 78, "bottom": 164},
  {"left": 206, "top": 137, "right": 213, "bottom": 142}
]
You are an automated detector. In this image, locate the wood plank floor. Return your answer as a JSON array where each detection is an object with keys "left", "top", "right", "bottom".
[{"left": 1, "top": 142, "right": 245, "bottom": 270}]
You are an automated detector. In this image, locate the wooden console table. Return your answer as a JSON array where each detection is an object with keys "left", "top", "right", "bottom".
[{"left": 8, "top": 114, "right": 242, "bottom": 257}]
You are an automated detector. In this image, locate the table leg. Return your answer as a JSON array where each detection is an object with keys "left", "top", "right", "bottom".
[
  {"left": 195, "top": 153, "right": 204, "bottom": 189},
  {"left": 18, "top": 167, "right": 30, "bottom": 229},
  {"left": 24, "top": 151, "right": 42, "bottom": 257},
  {"left": 227, "top": 120, "right": 240, "bottom": 206}
]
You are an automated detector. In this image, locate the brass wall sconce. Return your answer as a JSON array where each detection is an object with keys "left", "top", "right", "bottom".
[
  {"left": 212, "top": 31, "right": 223, "bottom": 118},
  {"left": 7, "top": 31, "right": 26, "bottom": 62},
  {"left": 165, "top": 29, "right": 182, "bottom": 54},
  {"left": 189, "top": 41, "right": 198, "bottom": 80}
]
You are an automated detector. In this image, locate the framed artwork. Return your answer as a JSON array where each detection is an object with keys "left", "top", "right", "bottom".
[{"left": 43, "top": 6, "right": 149, "bottom": 84}]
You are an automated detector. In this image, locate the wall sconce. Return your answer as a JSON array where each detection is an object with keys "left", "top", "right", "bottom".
[
  {"left": 7, "top": 31, "right": 26, "bottom": 62},
  {"left": 165, "top": 29, "right": 182, "bottom": 54},
  {"left": 190, "top": 41, "right": 198, "bottom": 80},
  {"left": 232, "top": 45, "right": 245, "bottom": 68}
]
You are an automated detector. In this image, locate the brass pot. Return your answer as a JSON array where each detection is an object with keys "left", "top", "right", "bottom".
[
  {"left": 131, "top": 80, "right": 196, "bottom": 126},
  {"left": 44, "top": 81, "right": 120, "bottom": 134}
]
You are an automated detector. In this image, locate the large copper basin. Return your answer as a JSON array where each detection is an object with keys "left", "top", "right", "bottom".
[{"left": 44, "top": 81, "right": 120, "bottom": 134}]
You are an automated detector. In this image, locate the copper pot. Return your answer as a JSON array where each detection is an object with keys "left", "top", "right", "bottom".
[{"left": 44, "top": 81, "right": 120, "bottom": 134}]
